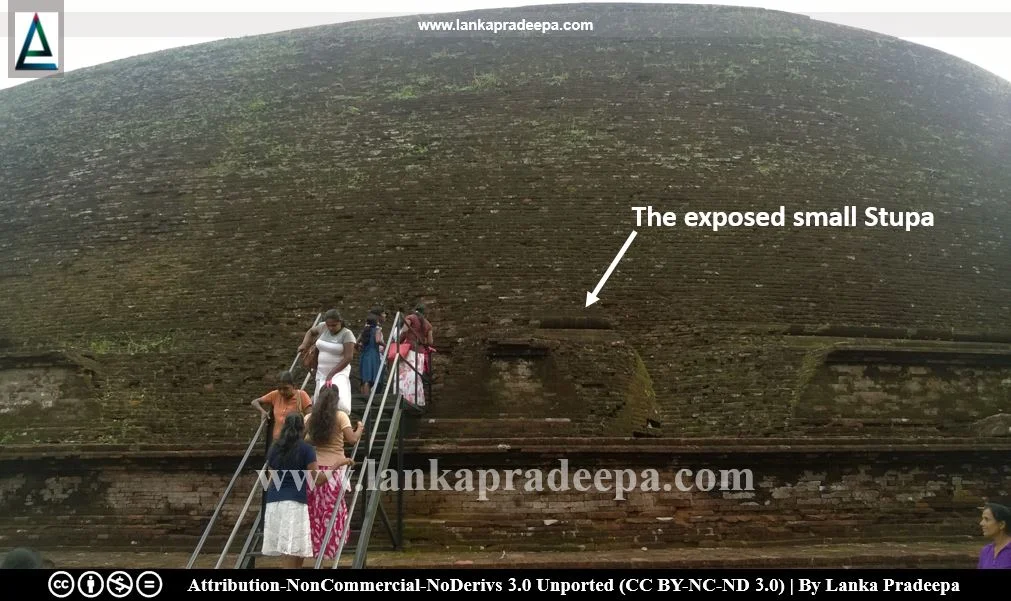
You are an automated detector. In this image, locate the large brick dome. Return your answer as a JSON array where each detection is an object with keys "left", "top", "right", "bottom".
[{"left": 1, "top": 3, "right": 1009, "bottom": 443}]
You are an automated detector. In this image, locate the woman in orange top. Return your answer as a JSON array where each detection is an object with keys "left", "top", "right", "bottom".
[{"left": 251, "top": 371, "right": 313, "bottom": 442}]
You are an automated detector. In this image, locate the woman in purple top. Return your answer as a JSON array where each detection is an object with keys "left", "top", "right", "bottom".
[{"left": 977, "top": 502, "right": 1011, "bottom": 569}]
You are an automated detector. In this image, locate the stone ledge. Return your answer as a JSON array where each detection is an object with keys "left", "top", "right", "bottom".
[
  {"left": 27, "top": 540, "right": 982, "bottom": 569},
  {"left": 824, "top": 346, "right": 1011, "bottom": 366},
  {"left": 0, "top": 350, "right": 102, "bottom": 372},
  {"left": 2, "top": 437, "right": 1011, "bottom": 461},
  {"left": 408, "top": 436, "right": 1011, "bottom": 454},
  {"left": 780, "top": 324, "right": 1011, "bottom": 345}
]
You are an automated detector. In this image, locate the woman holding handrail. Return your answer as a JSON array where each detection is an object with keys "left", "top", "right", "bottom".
[
  {"left": 397, "top": 304, "right": 433, "bottom": 411},
  {"left": 251, "top": 371, "right": 312, "bottom": 443},
  {"left": 298, "top": 309, "right": 355, "bottom": 414},
  {"left": 304, "top": 385, "right": 362, "bottom": 560}
]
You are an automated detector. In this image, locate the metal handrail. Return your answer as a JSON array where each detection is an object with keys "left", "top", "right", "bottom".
[
  {"left": 313, "top": 311, "right": 403, "bottom": 569},
  {"left": 216, "top": 459, "right": 268, "bottom": 568},
  {"left": 394, "top": 335, "right": 429, "bottom": 412},
  {"left": 186, "top": 415, "right": 267, "bottom": 569},
  {"left": 292, "top": 312, "right": 323, "bottom": 373},
  {"left": 366, "top": 322, "right": 401, "bottom": 454},
  {"left": 298, "top": 312, "right": 325, "bottom": 392},
  {"left": 188, "top": 312, "right": 321, "bottom": 569},
  {"left": 234, "top": 505, "right": 263, "bottom": 569},
  {"left": 336, "top": 311, "right": 429, "bottom": 568},
  {"left": 296, "top": 313, "right": 324, "bottom": 433},
  {"left": 351, "top": 389, "right": 404, "bottom": 568},
  {"left": 333, "top": 311, "right": 417, "bottom": 567},
  {"left": 384, "top": 312, "right": 432, "bottom": 410},
  {"left": 225, "top": 312, "right": 324, "bottom": 568},
  {"left": 331, "top": 349, "right": 401, "bottom": 568}
]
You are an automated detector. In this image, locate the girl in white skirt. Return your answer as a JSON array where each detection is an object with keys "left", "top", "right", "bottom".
[{"left": 262, "top": 412, "right": 320, "bottom": 568}]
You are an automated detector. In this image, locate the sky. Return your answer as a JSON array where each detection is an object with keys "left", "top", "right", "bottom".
[{"left": 3, "top": 0, "right": 1010, "bottom": 89}]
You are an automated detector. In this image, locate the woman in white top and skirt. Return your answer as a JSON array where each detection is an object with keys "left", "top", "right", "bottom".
[{"left": 298, "top": 309, "right": 356, "bottom": 415}]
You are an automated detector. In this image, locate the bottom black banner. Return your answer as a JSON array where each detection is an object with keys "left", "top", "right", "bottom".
[{"left": 6, "top": 568, "right": 1004, "bottom": 599}]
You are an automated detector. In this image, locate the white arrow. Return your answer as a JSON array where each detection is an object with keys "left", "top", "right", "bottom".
[{"left": 585, "top": 230, "right": 637, "bottom": 307}]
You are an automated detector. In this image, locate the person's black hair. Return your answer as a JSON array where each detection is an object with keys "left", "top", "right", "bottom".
[
  {"left": 308, "top": 385, "right": 338, "bottom": 446},
  {"left": 278, "top": 370, "right": 295, "bottom": 387},
  {"left": 984, "top": 502, "right": 1011, "bottom": 533},
  {"left": 360, "top": 320, "right": 377, "bottom": 345},
  {"left": 1, "top": 547, "right": 44, "bottom": 569},
  {"left": 269, "top": 413, "right": 305, "bottom": 467},
  {"left": 324, "top": 309, "right": 342, "bottom": 322}
]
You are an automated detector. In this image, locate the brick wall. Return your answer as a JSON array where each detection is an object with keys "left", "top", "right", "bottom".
[
  {"left": 0, "top": 452, "right": 269, "bottom": 551},
  {"left": 0, "top": 331, "right": 667, "bottom": 443},
  {"left": 2, "top": 334, "right": 1009, "bottom": 443},
  {"left": 0, "top": 353, "right": 105, "bottom": 444},
  {"left": 394, "top": 444, "right": 1011, "bottom": 551},
  {"left": 2, "top": 444, "right": 1008, "bottom": 553},
  {"left": 0, "top": 4, "right": 1009, "bottom": 444},
  {"left": 798, "top": 346, "right": 1011, "bottom": 432},
  {"left": 435, "top": 333, "right": 664, "bottom": 437}
]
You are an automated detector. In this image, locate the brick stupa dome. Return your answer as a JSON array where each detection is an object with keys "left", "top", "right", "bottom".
[{"left": 1, "top": 3, "right": 1009, "bottom": 443}]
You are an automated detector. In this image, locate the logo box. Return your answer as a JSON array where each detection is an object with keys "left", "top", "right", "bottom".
[{"left": 9, "top": 0, "right": 64, "bottom": 79}]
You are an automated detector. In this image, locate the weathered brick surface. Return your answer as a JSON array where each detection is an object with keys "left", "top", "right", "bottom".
[
  {"left": 26, "top": 541, "right": 981, "bottom": 569},
  {"left": 392, "top": 448, "right": 1011, "bottom": 551},
  {"left": 2, "top": 447, "right": 1007, "bottom": 553},
  {"left": 0, "top": 4, "right": 1009, "bottom": 443},
  {"left": 799, "top": 346, "right": 1011, "bottom": 428},
  {"left": 431, "top": 332, "right": 663, "bottom": 437},
  {"left": 0, "top": 452, "right": 387, "bottom": 553}
]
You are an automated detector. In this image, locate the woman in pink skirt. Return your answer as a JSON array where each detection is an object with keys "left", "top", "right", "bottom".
[{"left": 304, "top": 385, "right": 362, "bottom": 560}]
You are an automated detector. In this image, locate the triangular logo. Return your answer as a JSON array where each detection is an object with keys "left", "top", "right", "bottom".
[{"left": 16, "top": 13, "right": 58, "bottom": 71}]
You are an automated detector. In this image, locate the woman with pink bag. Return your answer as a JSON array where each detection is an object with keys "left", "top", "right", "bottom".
[
  {"left": 297, "top": 309, "right": 355, "bottom": 414},
  {"left": 393, "top": 304, "right": 433, "bottom": 410}
]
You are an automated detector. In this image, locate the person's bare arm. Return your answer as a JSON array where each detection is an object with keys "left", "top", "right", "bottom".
[
  {"left": 298, "top": 324, "right": 323, "bottom": 354},
  {"left": 309, "top": 460, "right": 327, "bottom": 486},
  {"left": 343, "top": 421, "right": 364, "bottom": 445},
  {"left": 251, "top": 396, "right": 270, "bottom": 418}
]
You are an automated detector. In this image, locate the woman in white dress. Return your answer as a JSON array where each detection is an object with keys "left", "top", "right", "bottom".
[{"left": 298, "top": 309, "right": 355, "bottom": 414}]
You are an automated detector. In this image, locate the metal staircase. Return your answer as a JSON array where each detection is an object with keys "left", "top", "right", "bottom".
[{"left": 186, "top": 311, "right": 414, "bottom": 569}]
